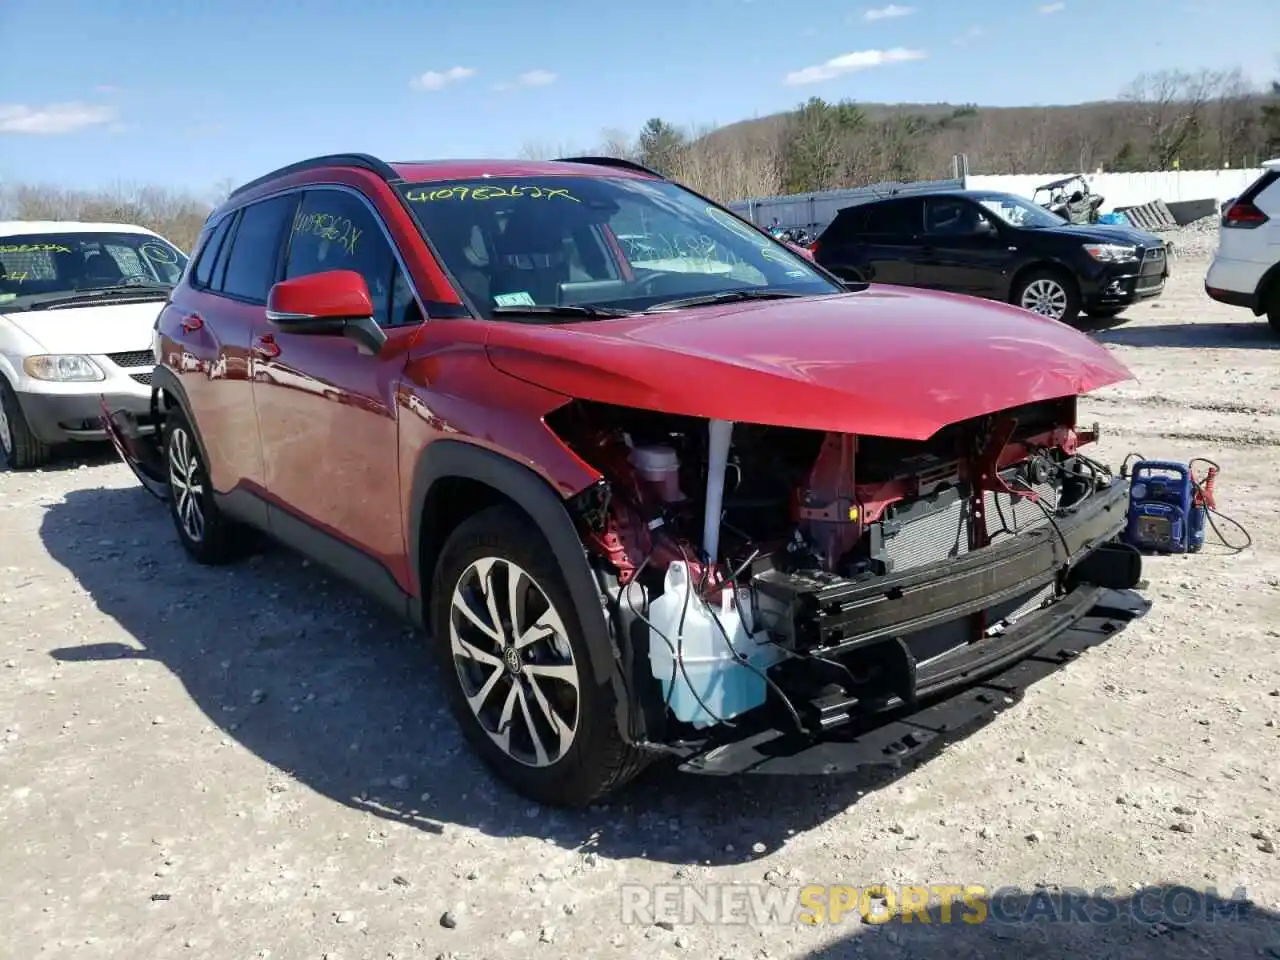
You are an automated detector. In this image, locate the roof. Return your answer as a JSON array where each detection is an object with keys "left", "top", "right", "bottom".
[
  {"left": 1035, "top": 175, "right": 1088, "bottom": 190},
  {"left": 831, "top": 187, "right": 1022, "bottom": 212},
  {"left": 0, "top": 220, "right": 160, "bottom": 237},
  {"left": 389, "top": 158, "right": 657, "bottom": 182},
  {"left": 223, "top": 154, "right": 663, "bottom": 203}
]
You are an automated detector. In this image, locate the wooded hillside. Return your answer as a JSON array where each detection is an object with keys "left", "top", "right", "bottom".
[{"left": 523, "top": 67, "right": 1280, "bottom": 203}]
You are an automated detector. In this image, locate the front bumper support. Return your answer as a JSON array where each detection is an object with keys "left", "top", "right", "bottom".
[
  {"left": 753, "top": 476, "right": 1131, "bottom": 655},
  {"left": 680, "top": 586, "right": 1149, "bottom": 776},
  {"left": 101, "top": 394, "right": 169, "bottom": 500}
]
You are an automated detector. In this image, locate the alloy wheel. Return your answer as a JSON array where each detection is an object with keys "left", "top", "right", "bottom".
[
  {"left": 1020, "top": 278, "right": 1069, "bottom": 319},
  {"left": 449, "top": 557, "right": 580, "bottom": 768},
  {"left": 167, "top": 426, "right": 205, "bottom": 543}
]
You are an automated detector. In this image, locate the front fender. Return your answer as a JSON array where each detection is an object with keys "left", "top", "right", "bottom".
[{"left": 407, "top": 439, "right": 634, "bottom": 737}]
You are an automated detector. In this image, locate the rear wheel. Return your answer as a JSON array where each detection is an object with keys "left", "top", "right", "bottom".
[
  {"left": 0, "top": 379, "right": 52, "bottom": 470},
  {"left": 1266, "top": 285, "right": 1280, "bottom": 337},
  {"left": 430, "top": 504, "right": 647, "bottom": 807},
  {"left": 163, "top": 405, "right": 256, "bottom": 564},
  {"left": 1013, "top": 268, "right": 1081, "bottom": 325}
]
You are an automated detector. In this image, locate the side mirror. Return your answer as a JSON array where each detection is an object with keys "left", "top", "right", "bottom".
[{"left": 265, "top": 270, "right": 387, "bottom": 356}]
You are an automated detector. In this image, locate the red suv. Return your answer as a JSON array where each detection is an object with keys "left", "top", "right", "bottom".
[{"left": 105, "top": 153, "right": 1148, "bottom": 807}]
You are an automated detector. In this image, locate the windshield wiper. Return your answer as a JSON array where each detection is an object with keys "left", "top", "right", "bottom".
[
  {"left": 27, "top": 284, "right": 172, "bottom": 310},
  {"left": 645, "top": 289, "right": 808, "bottom": 312},
  {"left": 490, "top": 304, "right": 634, "bottom": 320}
]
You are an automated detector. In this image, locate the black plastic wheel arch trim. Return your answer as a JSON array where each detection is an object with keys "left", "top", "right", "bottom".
[{"left": 407, "top": 439, "right": 636, "bottom": 741}]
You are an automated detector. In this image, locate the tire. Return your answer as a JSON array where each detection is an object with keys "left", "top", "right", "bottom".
[
  {"left": 1266, "top": 285, "right": 1280, "bottom": 337},
  {"left": 1012, "top": 268, "right": 1081, "bottom": 325},
  {"left": 163, "top": 405, "right": 255, "bottom": 565},
  {"left": 430, "top": 504, "right": 647, "bottom": 807},
  {"left": 0, "top": 379, "right": 52, "bottom": 470}
]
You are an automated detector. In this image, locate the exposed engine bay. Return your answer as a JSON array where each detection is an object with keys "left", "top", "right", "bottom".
[{"left": 550, "top": 397, "right": 1140, "bottom": 752}]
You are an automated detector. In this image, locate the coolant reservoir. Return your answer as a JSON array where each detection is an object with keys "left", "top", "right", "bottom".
[
  {"left": 628, "top": 445, "right": 684, "bottom": 502},
  {"left": 646, "top": 561, "right": 782, "bottom": 728}
]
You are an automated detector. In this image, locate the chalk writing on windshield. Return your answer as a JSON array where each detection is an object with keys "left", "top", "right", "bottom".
[
  {"left": 705, "top": 206, "right": 762, "bottom": 243},
  {"left": 3, "top": 272, "right": 30, "bottom": 282},
  {"left": 405, "top": 185, "right": 580, "bottom": 203},
  {"left": 759, "top": 243, "right": 799, "bottom": 266},
  {"left": 292, "top": 210, "right": 362, "bottom": 256},
  {"left": 140, "top": 242, "right": 178, "bottom": 264},
  {"left": 0, "top": 243, "right": 72, "bottom": 254}
]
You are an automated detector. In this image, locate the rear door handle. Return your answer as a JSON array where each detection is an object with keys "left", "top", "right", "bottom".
[
  {"left": 252, "top": 334, "right": 280, "bottom": 359},
  {"left": 180, "top": 312, "right": 203, "bottom": 333}
]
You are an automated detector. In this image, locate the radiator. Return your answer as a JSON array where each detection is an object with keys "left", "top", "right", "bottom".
[{"left": 882, "top": 481, "right": 1059, "bottom": 574}]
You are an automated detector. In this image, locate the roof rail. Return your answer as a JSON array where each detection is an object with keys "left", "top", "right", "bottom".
[
  {"left": 226, "top": 153, "right": 400, "bottom": 201},
  {"left": 554, "top": 156, "right": 665, "bottom": 179}
]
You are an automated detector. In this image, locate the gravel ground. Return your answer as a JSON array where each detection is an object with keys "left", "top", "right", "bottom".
[{"left": 3, "top": 244, "right": 1279, "bottom": 960}]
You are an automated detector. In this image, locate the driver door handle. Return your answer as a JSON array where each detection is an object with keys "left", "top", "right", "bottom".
[{"left": 252, "top": 334, "right": 280, "bottom": 359}]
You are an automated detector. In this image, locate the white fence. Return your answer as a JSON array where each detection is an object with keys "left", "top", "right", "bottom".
[{"left": 965, "top": 169, "right": 1266, "bottom": 212}]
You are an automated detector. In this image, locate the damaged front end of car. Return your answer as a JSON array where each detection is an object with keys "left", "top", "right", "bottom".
[
  {"left": 551, "top": 395, "right": 1149, "bottom": 776},
  {"left": 100, "top": 392, "right": 170, "bottom": 500}
]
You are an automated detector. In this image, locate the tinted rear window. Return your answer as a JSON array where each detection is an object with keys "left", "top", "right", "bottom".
[
  {"left": 220, "top": 195, "right": 296, "bottom": 302},
  {"left": 192, "top": 216, "right": 232, "bottom": 289},
  {"left": 862, "top": 199, "right": 921, "bottom": 235}
]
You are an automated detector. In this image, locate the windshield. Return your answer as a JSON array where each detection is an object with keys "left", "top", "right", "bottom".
[
  {"left": 0, "top": 231, "right": 188, "bottom": 311},
  {"left": 976, "top": 194, "right": 1067, "bottom": 230},
  {"left": 396, "top": 176, "right": 840, "bottom": 318}
]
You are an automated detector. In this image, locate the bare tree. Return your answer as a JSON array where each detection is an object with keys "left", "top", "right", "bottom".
[
  {"left": 0, "top": 182, "right": 214, "bottom": 250},
  {"left": 595, "top": 128, "right": 636, "bottom": 160},
  {"left": 672, "top": 123, "right": 783, "bottom": 202},
  {"left": 517, "top": 140, "right": 587, "bottom": 161}
]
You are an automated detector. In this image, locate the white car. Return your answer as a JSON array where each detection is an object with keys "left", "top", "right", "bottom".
[
  {"left": 1205, "top": 159, "right": 1280, "bottom": 334},
  {"left": 0, "top": 220, "right": 188, "bottom": 468}
]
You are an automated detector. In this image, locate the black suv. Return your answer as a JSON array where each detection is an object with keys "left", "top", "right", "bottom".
[{"left": 811, "top": 189, "right": 1169, "bottom": 325}]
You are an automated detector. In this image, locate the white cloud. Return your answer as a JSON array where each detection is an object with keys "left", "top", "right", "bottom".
[
  {"left": 409, "top": 66, "right": 477, "bottom": 91},
  {"left": 0, "top": 102, "right": 118, "bottom": 135},
  {"left": 863, "top": 4, "right": 915, "bottom": 20},
  {"left": 493, "top": 70, "right": 557, "bottom": 92},
  {"left": 1039, "top": 2, "right": 1065, "bottom": 12},
  {"left": 518, "top": 69, "right": 557, "bottom": 87},
  {"left": 784, "top": 48, "right": 927, "bottom": 86},
  {"left": 953, "top": 25, "right": 986, "bottom": 45}
]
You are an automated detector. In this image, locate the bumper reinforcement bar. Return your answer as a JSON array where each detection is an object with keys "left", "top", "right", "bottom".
[{"left": 678, "top": 586, "right": 1149, "bottom": 776}]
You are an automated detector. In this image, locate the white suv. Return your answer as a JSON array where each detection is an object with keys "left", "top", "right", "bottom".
[
  {"left": 0, "top": 221, "right": 188, "bottom": 469},
  {"left": 1205, "top": 159, "right": 1280, "bottom": 334}
]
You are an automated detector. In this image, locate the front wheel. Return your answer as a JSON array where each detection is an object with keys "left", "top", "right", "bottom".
[
  {"left": 163, "top": 406, "right": 256, "bottom": 564},
  {"left": 430, "top": 505, "right": 647, "bottom": 807},
  {"left": 0, "top": 380, "right": 52, "bottom": 470},
  {"left": 1013, "top": 268, "right": 1081, "bottom": 325}
]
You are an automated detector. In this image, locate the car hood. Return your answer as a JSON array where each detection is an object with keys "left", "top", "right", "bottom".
[
  {"left": 1, "top": 299, "right": 165, "bottom": 355},
  {"left": 1039, "top": 222, "right": 1165, "bottom": 248},
  {"left": 483, "top": 287, "right": 1133, "bottom": 440}
]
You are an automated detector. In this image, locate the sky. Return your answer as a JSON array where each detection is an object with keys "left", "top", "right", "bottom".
[{"left": 0, "top": 0, "right": 1276, "bottom": 195}]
